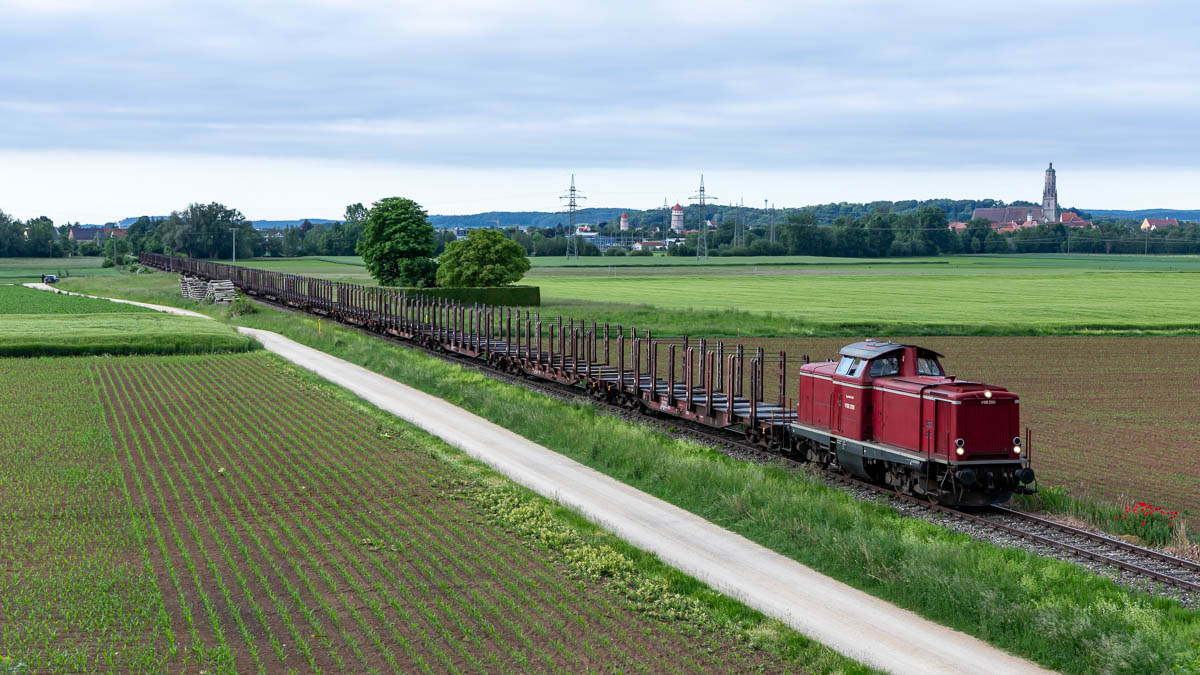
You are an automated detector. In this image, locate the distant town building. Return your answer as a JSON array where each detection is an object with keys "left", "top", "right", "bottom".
[
  {"left": 972, "top": 163, "right": 1063, "bottom": 225},
  {"left": 670, "top": 203, "right": 685, "bottom": 232},
  {"left": 1060, "top": 212, "right": 1093, "bottom": 228},
  {"left": 68, "top": 227, "right": 100, "bottom": 242},
  {"left": 972, "top": 205, "right": 1045, "bottom": 224},
  {"left": 1140, "top": 217, "right": 1180, "bottom": 231},
  {"left": 619, "top": 212, "right": 630, "bottom": 231},
  {"left": 1041, "top": 162, "right": 1059, "bottom": 223},
  {"left": 633, "top": 240, "right": 667, "bottom": 251},
  {"left": 948, "top": 222, "right": 967, "bottom": 233}
]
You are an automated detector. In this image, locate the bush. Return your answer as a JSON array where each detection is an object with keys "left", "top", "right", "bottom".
[
  {"left": 436, "top": 228, "right": 531, "bottom": 287},
  {"left": 603, "top": 247, "right": 627, "bottom": 257},
  {"left": 100, "top": 257, "right": 115, "bottom": 268},
  {"left": 227, "top": 294, "right": 258, "bottom": 317},
  {"left": 629, "top": 248, "right": 654, "bottom": 256}
]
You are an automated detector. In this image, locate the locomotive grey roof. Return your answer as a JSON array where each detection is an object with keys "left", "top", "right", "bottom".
[{"left": 839, "top": 341, "right": 944, "bottom": 359}]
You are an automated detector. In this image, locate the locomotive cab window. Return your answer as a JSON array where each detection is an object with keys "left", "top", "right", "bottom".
[
  {"left": 869, "top": 356, "right": 900, "bottom": 377},
  {"left": 917, "top": 357, "right": 943, "bottom": 376}
]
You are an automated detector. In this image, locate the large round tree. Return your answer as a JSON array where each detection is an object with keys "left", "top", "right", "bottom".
[
  {"left": 435, "top": 228, "right": 531, "bottom": 287},
  {"left": 357, "top": 197, "right": 438, "bottom": 287}
]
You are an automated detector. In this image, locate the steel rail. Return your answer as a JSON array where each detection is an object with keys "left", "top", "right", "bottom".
[{"left": 990, "top": 505, "right": 1200, "bottom": 575}]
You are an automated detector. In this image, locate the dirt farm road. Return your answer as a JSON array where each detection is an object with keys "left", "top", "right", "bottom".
[{"left": 29, "top": 283, "right": 1052, "bottom": 675}]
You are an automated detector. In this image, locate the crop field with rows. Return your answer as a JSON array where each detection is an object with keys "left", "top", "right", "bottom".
[{"left": 0, "top": 353, "right": 810, "bottom": 674}]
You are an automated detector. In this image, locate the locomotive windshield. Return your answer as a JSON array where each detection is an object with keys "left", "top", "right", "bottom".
[{"left": 917, "top": 357, "right": 943, "bottom": 376}]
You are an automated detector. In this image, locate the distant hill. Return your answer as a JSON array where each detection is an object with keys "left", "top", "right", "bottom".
[
  {"left": 430, "top": 209, "right": 630, "bottom": 230},
  {"left": 90, "top": 205, "right": 1197, "bottom": 232},
  {"left": 106, "top": 217, "right": 340, "bottom": 229},
  {"left": 1083, "top": 209, "right": 1200, "bottom": 221}
]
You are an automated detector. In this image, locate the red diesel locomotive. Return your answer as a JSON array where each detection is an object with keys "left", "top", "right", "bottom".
[{"left": 790, "top": 341, "right": 1036, "bottom": 505}]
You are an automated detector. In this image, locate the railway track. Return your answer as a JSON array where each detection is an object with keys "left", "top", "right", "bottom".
[{"left": 239, "top": 291, "right": 1200, "bottom": 599}]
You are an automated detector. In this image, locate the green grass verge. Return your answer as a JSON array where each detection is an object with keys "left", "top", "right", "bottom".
[
  {"left": 263, "top": 353, "right": 875, "bottom": 673},
  {"left": 57, "top": 271, "right": 1200, "bottom": 673},
  {"left": 0, "top": 313, "right": 256, "bottom": 356}
]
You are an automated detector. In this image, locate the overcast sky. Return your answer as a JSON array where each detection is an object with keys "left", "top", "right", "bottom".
[{"left": 1, "top": 0, "right": 1197, "bottom": 223}]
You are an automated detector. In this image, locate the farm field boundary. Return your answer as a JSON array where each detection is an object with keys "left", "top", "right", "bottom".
[{"left": 40, "top": 277, "right": 1200, "bottom": 673}]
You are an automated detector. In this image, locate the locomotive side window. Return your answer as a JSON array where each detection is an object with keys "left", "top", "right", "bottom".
[
  {"left": 869, "top": 356, "right": 900, "bottom": 377},
  {"left": 917, "top": 357, "right": 943, "bottom": 376},
  {"left": 846, "top": 358, "right": 864, "bottom": 377},
  {"left": 835, "top": 356, "right": 854, "bottom": 375}
]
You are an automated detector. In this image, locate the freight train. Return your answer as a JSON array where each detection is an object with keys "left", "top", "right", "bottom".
[{"left": 141, "top": 253, "right": 1036, "bottom": 506}]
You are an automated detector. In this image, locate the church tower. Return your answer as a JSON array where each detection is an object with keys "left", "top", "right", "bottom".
[{"left": 1042, "top": 162, "right": 1059, "bottom": 222}]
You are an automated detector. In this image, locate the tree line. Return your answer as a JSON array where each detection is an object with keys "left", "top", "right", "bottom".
[{"left": 5, "top": 199, "right": 1199, "bottom": 263}]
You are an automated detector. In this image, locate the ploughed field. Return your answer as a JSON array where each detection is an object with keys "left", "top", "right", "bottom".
[
  {"left": 718, "top": 336, "right": 1199, "bottom": 517},
  {"left": 0, "top": 353, "right": 794, "bottom": 674}
]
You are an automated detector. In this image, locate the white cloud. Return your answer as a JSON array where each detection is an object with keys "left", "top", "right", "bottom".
[{"left": 0, "top": 1, "right": 1197, "bottom": 219}]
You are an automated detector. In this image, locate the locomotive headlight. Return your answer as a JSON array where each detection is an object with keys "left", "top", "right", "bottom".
[
  {"left": 1013, "top": 445, "right": 1022, "bottom": 455},
  {"left": 984, "top": 390, "right": 993, "bottom": 399},
  {"left": 956, "top": 447, "right": 965, "bottom": 456},
  {"left": 954, "top": 438, "right": 965, "bottom": 456}
]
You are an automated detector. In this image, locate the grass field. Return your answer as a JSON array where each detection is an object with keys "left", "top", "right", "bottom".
[
  {"left": 0, "top": 285, "right": 253, "bottom": 356},
  {"left": 0, "top": 256, "right": 119, "bottom": 280},
  {"left": 532, "top": 270, "right": 1200, "bottom": 336},
  {"left": 0, "top": 313, "right": 256, "bottom": 356},
  {"left": 209, "top": 254, "right": 1200, "bottom": 336},
  {"left": 0, "top": 353, "right": 853, "bottom": 673},
  {"left": 0, "top": 284, "right": 155, "bottom": 314}
]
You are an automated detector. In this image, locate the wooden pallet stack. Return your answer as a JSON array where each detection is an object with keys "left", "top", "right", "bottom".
[
  {"left": 179, "top": 276, "right": 237, "bottom": 304},
  {"left": 205, "top": 280, "right": 237, "bottom": 304}
]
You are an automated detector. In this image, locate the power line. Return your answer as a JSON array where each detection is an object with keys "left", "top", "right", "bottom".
[
  {"left": 559, "top": 174, "right": 586, "bottom": 260},
  {"left": 690, "top": 175, "right": 716, "bottom": 261}
]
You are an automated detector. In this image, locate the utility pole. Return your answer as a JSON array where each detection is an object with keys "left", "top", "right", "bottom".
[
  {"left": 690, "top": 175, "right": 716, "bottom": 261},
  {"left": 739, "top": 197, "right": 745, "bottom": 248},
  {"left": 560, "top": 174, "right": 585, "bottom": 260},
  {"left": 765, "top": 199, "right": 773, "bottom": 243},
  {"left": 229, "top": 227, "right": 238, "bottom": 265}
]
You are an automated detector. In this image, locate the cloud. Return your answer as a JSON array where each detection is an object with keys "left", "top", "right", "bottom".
[{"left": 0, "top": 0, "right": 1197, "bottom": 220}]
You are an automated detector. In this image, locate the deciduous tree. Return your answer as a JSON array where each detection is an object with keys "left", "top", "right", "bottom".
[{"left": 358, "top": 197, "right": 438, "bottom": 287}]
